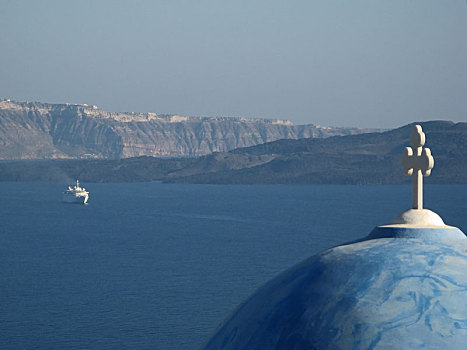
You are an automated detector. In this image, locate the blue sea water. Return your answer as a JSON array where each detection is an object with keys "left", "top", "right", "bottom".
[{"left": 0, "top": 182, "right": 465, "bottom": 350}]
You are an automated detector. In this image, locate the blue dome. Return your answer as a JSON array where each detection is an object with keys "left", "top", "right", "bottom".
[
  {"left": 201, "top": 124, "right": 467, "bottom": 349},
  {"left": 201, "top": 226, "right": 467, "bottom": 349}
]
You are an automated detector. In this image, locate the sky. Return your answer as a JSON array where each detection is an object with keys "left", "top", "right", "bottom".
[{"left": 0, "top": 0, "right": 466, "bottom": 128}]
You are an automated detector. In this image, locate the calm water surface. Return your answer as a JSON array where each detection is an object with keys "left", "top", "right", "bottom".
[{"left": 0, "top": 183, "right": 465, "bottom": 349}]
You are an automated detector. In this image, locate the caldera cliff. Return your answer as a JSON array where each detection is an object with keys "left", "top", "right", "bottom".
[{"left": 0, "top": 99, "right": 377, "bottom": 159}]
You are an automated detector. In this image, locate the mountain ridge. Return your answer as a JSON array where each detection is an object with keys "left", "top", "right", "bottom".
[
  {"left": 163, "top": 120, "right": 465, "bottom": 184},
  {"left": 0, "top": 99, "right": 378, "bottom": 159},
  {"left": 0, "top": 120, "right": 465, "bottom": 184}
]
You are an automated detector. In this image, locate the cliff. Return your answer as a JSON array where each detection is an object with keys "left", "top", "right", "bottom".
[
  {"left": 0, "top": 121, "right": 465, "bottom": 184},
  {"left": 0, "top": 99, "right": 377, "bottom": 159},
  {"left": 163, "top": 121, "right": 466, "bottom": 184}
]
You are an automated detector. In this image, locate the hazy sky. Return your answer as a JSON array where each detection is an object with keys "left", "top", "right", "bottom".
[{"left": 1, "top": 0, "right": 466, "bottom": 128}]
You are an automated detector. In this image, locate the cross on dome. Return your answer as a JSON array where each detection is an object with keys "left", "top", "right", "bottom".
[{"left": 401, "top": 125, "right": 434, "bottom": 210}]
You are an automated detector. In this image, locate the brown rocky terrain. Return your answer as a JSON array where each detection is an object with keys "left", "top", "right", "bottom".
[
  {"left": 0, "top": 99, "right": 378, "bottom": 159},
  {"left": 1, "top": 121, "right": 464, "bottom": 184}
]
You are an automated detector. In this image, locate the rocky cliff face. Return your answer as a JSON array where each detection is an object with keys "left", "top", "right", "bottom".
[
  {"left": 1, "top": 121, "right": 464, "bottom": 184},
  {"left": 0, "top": 99, "right": 377, "bottom": 159}
]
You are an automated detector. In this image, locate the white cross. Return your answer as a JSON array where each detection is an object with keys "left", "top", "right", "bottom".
[{"left": 401, "top": 125, "right": 434, "bottom": 210}]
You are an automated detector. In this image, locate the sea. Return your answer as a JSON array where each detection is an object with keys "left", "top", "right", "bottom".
[{"left": 1, "top": 182, "right": 465, "bottom": 350}]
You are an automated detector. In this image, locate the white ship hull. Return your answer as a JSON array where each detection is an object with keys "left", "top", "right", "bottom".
[{"left": 62, "top": 192, "right": 89, "bottom": 204}]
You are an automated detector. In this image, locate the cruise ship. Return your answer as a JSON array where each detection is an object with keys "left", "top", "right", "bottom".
[{"left": 63, "top": 180, "right": 89, "bottom": 204}]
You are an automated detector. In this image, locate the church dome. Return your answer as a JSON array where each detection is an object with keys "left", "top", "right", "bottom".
[{"left": 201, "top": 125, "right": 467, "bottom": 349}]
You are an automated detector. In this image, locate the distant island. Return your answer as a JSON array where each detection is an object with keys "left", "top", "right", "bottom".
[
  {"left": 0, "top": 99, "right": 377, "bottom": 160},
  {"left": 0, "top": 120, "right": 465, "bottom": 184}
]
